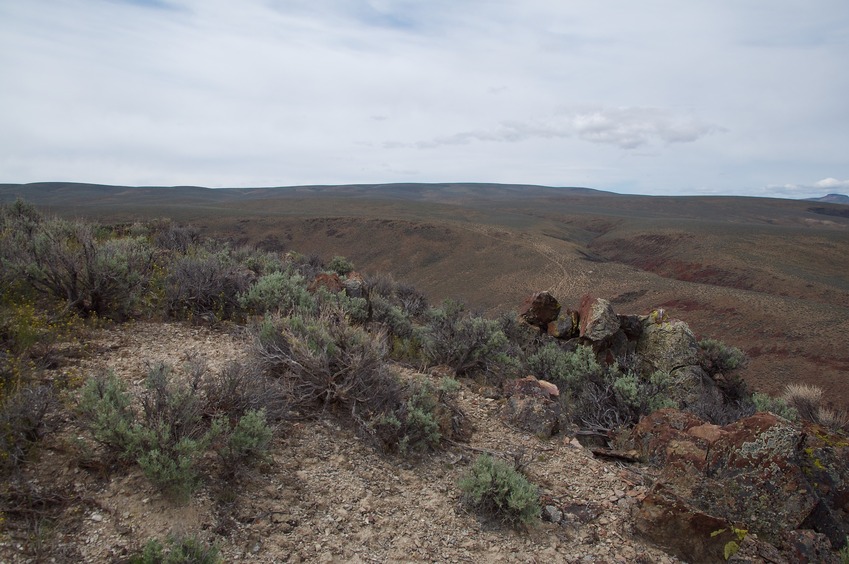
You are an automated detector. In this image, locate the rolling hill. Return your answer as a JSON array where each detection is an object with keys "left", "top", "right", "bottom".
[{"left": 2, "top": 181, "right": 848, "bottom": 408}]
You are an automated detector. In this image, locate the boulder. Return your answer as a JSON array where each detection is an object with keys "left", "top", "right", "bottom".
[
  {"left": 578, "top": 295, "right": 620, "bottom": 342},
  {"left": 547, "top": 309, "right": 579, "bottom": 339},
  {"left": 634, "top": 483, "right": 739, "bottom": 563},
  {"left": 342, "top": 271, "right": 368, "bottom": 299},
  {"left": 636, "top": 318, "right": 700, "bottom": 372},
  {"left": 518, "top": 291, "right": 561, "bottom": 328},
  {"left": 502, "top": 376, "right": 562, "bottom": 437},
  {"left": 631, "top": 409, "right": 849, "bottom": 559}
]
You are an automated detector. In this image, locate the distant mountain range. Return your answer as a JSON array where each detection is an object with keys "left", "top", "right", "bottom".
[{"left": 806, "top": 193, "right": 849, "bottom": 204}]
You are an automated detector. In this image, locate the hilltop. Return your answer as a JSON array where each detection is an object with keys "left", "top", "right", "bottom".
[{"left": 1, "top": 201, "right": 847, "bottom": 562}]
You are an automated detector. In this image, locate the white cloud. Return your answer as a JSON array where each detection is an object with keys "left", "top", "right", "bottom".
[
  {"left": 385, "top": 107, "right": 721, "bottom": 150},
  {"left": 815, "top": 178, "right": 849, "bottom": 191}
]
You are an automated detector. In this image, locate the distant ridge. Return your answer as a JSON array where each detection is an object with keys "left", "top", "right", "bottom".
[{"left": 806, "top": 193, "right": 849, "bottom": 205}]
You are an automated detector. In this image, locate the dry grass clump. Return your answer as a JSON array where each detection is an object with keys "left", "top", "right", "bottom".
[
  {"left": 781, "top": 383, "right": 848, "bottom": 431},
  {"left": 782, "top": 383, "right": 825, "bottom": 422}
]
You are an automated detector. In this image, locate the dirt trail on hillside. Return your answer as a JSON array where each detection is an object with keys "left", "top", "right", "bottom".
[{"left": 1, "top": 322, "right": 680, "bottom": 563}]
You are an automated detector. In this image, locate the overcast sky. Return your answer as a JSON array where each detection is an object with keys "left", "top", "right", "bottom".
[{"left": 1, "top": 1, "right": 848, "bottom": 198}]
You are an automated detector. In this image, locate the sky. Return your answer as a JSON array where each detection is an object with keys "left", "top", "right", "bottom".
[{"left": 1, "top": 1, "right": 848, "bottom": 198}]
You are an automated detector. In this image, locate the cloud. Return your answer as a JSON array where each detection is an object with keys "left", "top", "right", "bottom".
[
  {"left": 815, "top": 177, "right": 849, "bottom": 191},
  {"left": 763, "top": 178, "right": 849, "bottom": 199},
  {"left": 386, "top": 107, "right": 721, "bottom": 150}
]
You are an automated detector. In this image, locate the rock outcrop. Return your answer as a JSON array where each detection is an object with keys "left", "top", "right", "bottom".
[{"left": 629, "top": 409, "right": 848, "bottom": 562}]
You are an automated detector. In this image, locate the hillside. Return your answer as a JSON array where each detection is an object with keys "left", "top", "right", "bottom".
[{"left": 3, "top": 182, "right": 847, "bottom": 409}]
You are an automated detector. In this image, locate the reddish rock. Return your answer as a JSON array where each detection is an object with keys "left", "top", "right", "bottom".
[
  {"left": 631, "top": 409, "right": 849, "bottom": 557},
  {"left": 634, "top": 483, "right": 736, "bottom": 563},
  {"left": 781, "top": 529, "right": 841, "bottom": 563},
  {"left": 502, "top": 376, "right": 562, "bottom": 437},
  {"left": 308, "top": 272, "right": 343, "bottom": 294},
  {"left": 518, "top": 291, "right": 561, "bottom": 328},
  {"left": 578, "top": 295, "right": 620, "bottom": 342}
]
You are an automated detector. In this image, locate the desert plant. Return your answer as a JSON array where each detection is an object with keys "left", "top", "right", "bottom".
[
  {"left": 202, "top": 360, "right": 288, "bottom": 422},
  {"left": 327, "top": 255, "right": 355, "bottom": 276},
  {"left": 418, "top": 300, "right": 509, "bottom": 375},
  {"left": 816, "top": 406, "right": 849, "bottom": 431},
  {"left": 751, "top": 392, "right": 798, "bottom": 421},
  {"left": 573, "top": 365, "right": 675, "bottom": 432},
  {"left": 254, "top": 309, "right": 390, "bottom": 411},
  {"left": 76, "top": 370, "right": 137, "bottom": 457},
  {"left": 369, "top": 377, "right": 455, "bottom": 454},
  {"left": 459, "top": 454, "right": 540, "bottom": 526},
  {"left": 1, "top": 207, "right": 155, "bottom": 319},
  {"left": 130, "top": 534, "right": 221, "bottom": 564},
  {"left": 217, "top": 408, "right": 273, "bottom": 474},
  {"left": 0, "top": 384, "right": 57, "bottom": 473},
  {"left": 782, "top": 383, "right": 824, "bottom": 423},
  {"left": 370, "top": 295, "right": 414, "bottom": 339},
  {"left": 699, "top": 338, "right": 749, "bottom": 377},
  {"left": 526, "top": 342, "right": 602, "bottom": 389},
  {"left": 238, "top": 269, "right": 314, "bottom": 316},
  {"left": 163, "top": 248, "right": 251, "bottom": 321},
  {"left": 395, "top": 282, "right": 428, "bottom": 318}
]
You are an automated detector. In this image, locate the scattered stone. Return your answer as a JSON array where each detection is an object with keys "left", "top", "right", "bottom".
[{"left": 542, "top": 505, "right": 563, "bottom": 524}]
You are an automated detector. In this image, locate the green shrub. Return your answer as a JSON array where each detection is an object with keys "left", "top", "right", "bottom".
[
  {"left": 569, "top": 357, "right": 675, "bottom": 431},
  {"left": 370, "top": 295, "right": 414, "bottom": 339},
  {"left": 371, "top": 378, "right": 443, "bottom": 455},
  {"left": 77, "top": 361, "right": 274, "bottom": 500},
  {"left": 526, "top": 343, "right": 602, "bottom": 388},
  {"left": 1, "top": 207, "right": 155, "bottom": 319},
  {"left": 77, "top": 371, "right": 136, "bottom": 457},
  {"left": 238, "top": 270, "right": 314, "bottom": 315},
  {"left": 163, "top": 248, "right": 250, "bottom": 321},
  {"left": 218, "top": 408, "right": 273, "bottom": 473},
  {"left": 419, "top": 300, "right": 509, "bottom": 375},
  {"left": 130, "top": 534, "right": 221, "bottom": 564},
  {"left": 699, "top": 338, "right": 748, "bottom": 377},
  {"left": 459, "top": 454, "right": 540, "bottom": 526},
  {"left": 254, "top": 309, "right": 389, "bottom": 410},
  {"left": 751, "top": 392, "right": 798, "bottom": 421},
  {"left": 327, "top": 255, "right": 355, "bottom": 276},
  {"left": 0, "top": 385, "right": 56, "bottom": 473}
]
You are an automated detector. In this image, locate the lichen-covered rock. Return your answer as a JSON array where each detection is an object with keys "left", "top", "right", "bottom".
[
  {"left": 518, "top": 291, "right": 561, "bottom": 328},
  {"left": 631, "top": 409, "right": 849, "bottom": 559},
  {"left": 636, "top": 318, "right": 700, "bottom": 372},
  {"left": 668, "top": 365, "right": 722, "bottom": 409},
  {"left": 501, "top": 376, "right": 562, "bottom": 437},
  {"left": 342, "top": 271, "right": 368, "bottom": 299},
  {"left": 634, "top": 483, "right": 736, "bottom": 563},
  {"left": 578, "top": 295, "right": 620, "bottom": 342},
  {"left": 547, "top": 309, "right": 579, "bottom": 339}
]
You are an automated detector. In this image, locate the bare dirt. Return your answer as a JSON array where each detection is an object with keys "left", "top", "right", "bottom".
[{"left": 1, "top": 321, "right": 682, "bottom": 563}]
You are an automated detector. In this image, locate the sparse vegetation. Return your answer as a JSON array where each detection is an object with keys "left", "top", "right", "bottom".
[
  {"left": 2, "top": 199, "right": 847, "bottom": 561},
  {"left": 129, "top": 534, "right": 221, "bottom": 564}
]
